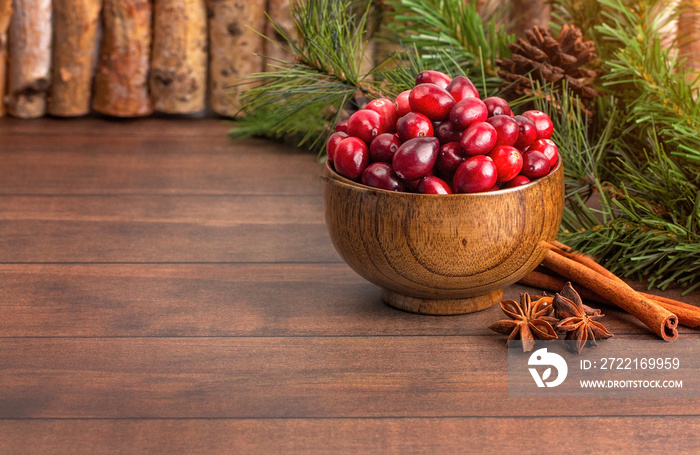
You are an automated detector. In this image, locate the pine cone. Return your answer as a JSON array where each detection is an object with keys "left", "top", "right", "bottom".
[{"left": 497, "top": 24, "right": 600, "bottom": 103}]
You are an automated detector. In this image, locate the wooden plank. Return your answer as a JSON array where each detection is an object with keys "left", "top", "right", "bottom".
[
  {"left": 0, "top": 264, "right": 696, "bottom": 337},
  {"left": 0, "top": 116, "right": 237, "bottom": 137},
  {"left": 0, "top": 136, "right": 322, "bottom": 196},
  {"left": 0, "top": 337, "right": 698, "bottom": 419},
  {"left": 0, "top": 195, "right": 336, "bottom": 262},
  {"left": 1, "top": 416, "right": 698, "bottom": 454}
]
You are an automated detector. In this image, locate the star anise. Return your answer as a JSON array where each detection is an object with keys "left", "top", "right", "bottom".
[
  {"left": 489, "top": 293, "right": 558, "bottom": 352},
  {"left": 554, "top": 282, "right": 613, "bottom": 354}
]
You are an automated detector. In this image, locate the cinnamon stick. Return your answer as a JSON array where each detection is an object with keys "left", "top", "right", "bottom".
[
  {"left": 520, "top": 268, "right": 700, "bottom": 328},
  {"left": 540, "top": 247, "right": 679, "bottom": 340},
  {"left": 0, "top": 0, "right": 12, "bottom": 117},
  {"left": 6, "top": 0, "right": 52, "bottom": 118},
  {"left": 49, "top": 0, "right": 102, "bottom": 117}
]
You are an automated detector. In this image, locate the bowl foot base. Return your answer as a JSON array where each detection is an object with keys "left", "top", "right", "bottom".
[{"left": 381, "top": 288, "right": 503, "bottom": 315}]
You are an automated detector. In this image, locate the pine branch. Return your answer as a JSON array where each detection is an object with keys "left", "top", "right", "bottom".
[
  {"left": 230, "top": 0, "right": 382, "bottom": 152},
  {"left": 383, "top": 0, "right": 513, "bottom": 96},
  {"left": 537, "top": 84, "right": 700, "bottom": 293}
]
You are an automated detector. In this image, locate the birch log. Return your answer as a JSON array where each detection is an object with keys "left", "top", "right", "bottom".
[
  {"left": 49, "top": 0, "right": 102, "bottom": 117},
  {"left": 509, "top": 0, "right": 550, "bottom": 36},
  {"left": 6, "top": 0, "right": 52, "bottom": 119},
  {"left": 93, "top": 0, "right": 153, "bottom": 117},
  {"left": 678, "top": 0, "right": 700, "bottom": 78},
  {"left": 150, "top": 0, "right": 207, "bottom": 113},
  {"left": 207, "top": 0, "right": 266, "bottom": 117},
  {"left": 0, "top": 0, "right": 12, "bottom": 117},
  {"left": 264, "top": 0, "right": 296, "bottom": 70}
]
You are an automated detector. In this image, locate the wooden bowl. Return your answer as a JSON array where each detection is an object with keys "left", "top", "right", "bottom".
[{"left": 323, "top": 159, "right": 565, "bottom": 315}]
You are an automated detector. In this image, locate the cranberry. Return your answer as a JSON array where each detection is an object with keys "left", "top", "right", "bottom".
[
  {"left": 513, "top": 115, "right": 537, "bottom": 150},
  {"left": 392, "top": 136, "right": 440, "bottom": 181},
  {"left": 460, "top": 121, "right": 497, "bottom": 155},
  {"left": 361, "top": 162, "right": 405, "bottom": 192},
  {"left": 326, "top": 131, "right": 348, "bottom": 164},
  {"left": 436, "top": 141, "right": 467, "bottom": 178},
  {"left": 453, "top": 155, "right": 498, "bottom": 193},
  {"left": 415, "top": 70, "right": 452, "bottom": 89},
  {"left": 450, "top": 97, "right": 488, "bottom": 130},
  {"left": 487, "top": 145, "right": 523, "bottom": 183},
  {"left": 366, "top": 97, "right": 398, "bottom": 134},
  {"left": 335, "top": 120, "right": 348, "bottom": 133},
  {"left": 483, "top": 96, "right": 512, "bottom": 117},
  {"left": 334, "top": 137, "right": 369, "bottom": 181},
  {"left": 409, "top": 83, "right": 456, "bottom": 122},
  {"left": 369, "top": 133, "right": 401, "bottom": 163},
  {"left": 417, "top": 175, "right": 452, "bottom": 194},
  {"left": 486, "top": 115, "right": 518, "bottom": 147},
  {"left": 488, "top": 185, "right": 500, "bottom": 192},
  {"left": 347, "top": 109, "right": 386, "bottom": 144},
  {"left": 445, "top": 75, "right": 479, "bottom": 102},
  {"left": 397, "top": 112, "right": 434, "bottom": 142},
  {"left": 522, "top": 110, "right": 554, "bottom": 140},
  {"left": 521, "top": 150, "right": 551, "bottom": 179},
  {"left": 435, "top": 121, "right": 462, "bottom": 144},
  {"left": 503, "top": 175, "right": 531, "bottom": 188},
  {"left": 395, "top": 90, "right": 411, "bottom": 117},
  {"left": 528, "top": 138, "right": 559, "bottom": 169}
]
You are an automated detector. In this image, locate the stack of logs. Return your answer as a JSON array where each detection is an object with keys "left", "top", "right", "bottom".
[{"left": 0, "top": 0, "right": 296, "bottom": 118}]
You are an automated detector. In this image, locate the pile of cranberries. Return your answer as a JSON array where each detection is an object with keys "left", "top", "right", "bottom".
[{"left": 326, "top": 70, "right": 559, "bottom": 194}]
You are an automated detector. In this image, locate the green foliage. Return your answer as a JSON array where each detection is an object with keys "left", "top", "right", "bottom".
[
  {"left": 383, "top": 0, "right": 513, "bottom": 96},
  {"left": 230, "top": 0, "right": 380, "bottom": 152},
  {"left": 595, "top": 0, "right": 700, "bottom": 168},
  {"left": 538, "top": 86, "right": 700, "bottom": 294}
]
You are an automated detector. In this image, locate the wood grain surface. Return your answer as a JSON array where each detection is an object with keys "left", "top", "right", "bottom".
[{"left": 1, "top": 118, "right": 699, "bottom": 454}]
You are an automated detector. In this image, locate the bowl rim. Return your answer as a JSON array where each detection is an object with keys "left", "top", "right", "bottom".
[{"left": 325, "top": 156, "right": 563, "bottom": 198}]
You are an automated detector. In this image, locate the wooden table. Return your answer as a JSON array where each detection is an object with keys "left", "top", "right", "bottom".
[{"left": 1, "top": 118, "right": 699, "bottom": 454}]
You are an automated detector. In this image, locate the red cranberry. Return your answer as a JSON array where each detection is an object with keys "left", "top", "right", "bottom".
[
  {"left": 409, "top": 83, "right": 456, "bottom": 122},
  {"left": 347, "top": 109, "right": 386, "bottom": 144},
  {"left": 450, "top": 97, "right": 488, "bottom": 130},
  {"left": 369, "top": 133, "right": 401, "bottom": 163},
  {"left": 366, "top": 97, "right": 398, "bottom": 134},
  {"left": 460, "top": 121, "right": 497, "bottom": 155},
  {"left": 326, "top": 131, "right": 348, "bottom": 164},
  {"left": 415, "top": 70, "right": 452, "bottom": 89},
  {"left": 488, "top": 185, "right": 500, "bottom": 192},
  {"left": 435, "top": 121, "right": 462, "bottom": 144},
  {"left": 486, "top": 115, "right": 518, "bottom": 147},
  {"left": 483, "top": 96, "right": 512, "bottom": 117},
  {"left": 397, "top": 112, "right": 434, "bottom": 142},
  {"left": 417, "top": 175, "right": 452, "bottom": 194},
  {"left": 522, "top": 110, "right": 554, "bottom": 140},
  {"left": 487, "top": 145, "right": 523, "bottom": 183},
  {"left": 528, "top": 138, "right": 559, "bottom": 168},
  {"left": 361, "top": 162, "right": 405, "bottom": 192},
  {"left": 504, "top": 175, "right": 531, "bottom": 188},
  {"left": 392, "top": 136, "right": 440, "bottom": 181},
  {"left": 513, "top": 115, "right": 537, "bottom": 150},
  {"left": 334, "top": 137, "right": 369, "bottom": 181},
  {"left": 521, "top": 150, "right": 550, "bottom": 179},
  {"left": 445, "top": 75, "right": 480, "bottom": 102},
  {"left": 436, "top": 141, "right": 467, "bottom": 178},
  {"left": 395, "top": 90, "right": 411, "bottom": 117},
  {"left": 453, "top": 155, "right": 498, "bottom": 193},
  {"left": 335, "top": 120, "right": 348, "bottom": 133}
]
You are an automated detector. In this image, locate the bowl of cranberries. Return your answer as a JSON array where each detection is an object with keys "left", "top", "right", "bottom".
[{"left": 324, "top": 70, "right": 564, "bottom": 315}]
